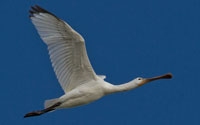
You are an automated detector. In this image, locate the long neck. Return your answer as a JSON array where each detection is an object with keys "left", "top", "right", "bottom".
[{"left": 105, "top": 80, "right": 139, "bottom": 94}]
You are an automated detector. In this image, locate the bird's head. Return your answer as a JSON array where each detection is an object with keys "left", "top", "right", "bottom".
[{"left": 134, "top": 73, "right": 173, "bottom": 86}]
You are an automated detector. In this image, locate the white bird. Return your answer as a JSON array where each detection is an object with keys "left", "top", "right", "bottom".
[{"left": 24, "top": 5, "right": 172, "bottom": 118}]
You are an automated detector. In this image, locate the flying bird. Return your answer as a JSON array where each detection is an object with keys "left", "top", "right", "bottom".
[{"left": 24, "top": 5, "right": 173, "bottom": 118}]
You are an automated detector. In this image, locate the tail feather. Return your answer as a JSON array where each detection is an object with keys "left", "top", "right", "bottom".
[{"left": 44, "top": 98, "right": 58, "bottom": 108}]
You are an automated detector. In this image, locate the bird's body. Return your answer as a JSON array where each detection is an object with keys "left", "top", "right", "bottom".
[
  {"left": 24, "top": 5, "right": 172, "bottom": 118},
  {"left": 46, "top": 77, "right": 139, "bottom": 110},
  {"left": 56, "top": 78, "right": 107, "bottom": 109}
]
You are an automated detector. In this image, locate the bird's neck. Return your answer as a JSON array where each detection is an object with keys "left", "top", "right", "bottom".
[{"left": 105, "top": 80, "right": 139, "bottom": 94}]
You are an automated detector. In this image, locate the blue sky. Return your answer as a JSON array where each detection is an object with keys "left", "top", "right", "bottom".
[{"left": 0, "top": 0, "right": 200, "bottom": 124}]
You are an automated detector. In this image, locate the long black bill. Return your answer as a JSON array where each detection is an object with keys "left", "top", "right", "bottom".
[
  {"left": 139, "top": 73, "right": 173, "bottom": 86},
  {"left": 146, "top": 73, "right": 173, "bottom": 82}
]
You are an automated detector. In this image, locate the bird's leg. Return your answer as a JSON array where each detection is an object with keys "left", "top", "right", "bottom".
[{"left": 24, "top": 102, "right": 62, "bottom": 118}]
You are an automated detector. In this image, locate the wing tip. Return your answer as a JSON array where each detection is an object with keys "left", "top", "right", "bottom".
[{"left": 29, "top": 5, "right": 58, "bottom": 18}]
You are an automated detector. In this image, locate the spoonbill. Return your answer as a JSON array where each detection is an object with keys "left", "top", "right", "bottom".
[{"left": 24, "top": 5, "right": 172, "bottom": 118}]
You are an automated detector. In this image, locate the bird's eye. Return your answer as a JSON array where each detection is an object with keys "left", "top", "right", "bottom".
[{"left": 138, "top": 78, "right": 141, "bottom": 80}]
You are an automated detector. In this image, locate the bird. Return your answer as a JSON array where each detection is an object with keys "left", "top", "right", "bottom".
[{"left": 24, "top": 5, "right": 173, "bottom": 118}]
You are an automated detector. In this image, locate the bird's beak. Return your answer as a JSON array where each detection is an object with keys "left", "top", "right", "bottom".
[{"left": 138, "top": 73, "right": 173, "bottom": 86}]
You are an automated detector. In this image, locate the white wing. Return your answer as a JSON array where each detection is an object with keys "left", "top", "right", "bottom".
[{"left": 29, "top": 5, "right": 97, "bottom": 93}]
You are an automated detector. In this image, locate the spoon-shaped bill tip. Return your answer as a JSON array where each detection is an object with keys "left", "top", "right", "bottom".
[{"left": 162, "top": 73, "right": 173, "bottom": 79}]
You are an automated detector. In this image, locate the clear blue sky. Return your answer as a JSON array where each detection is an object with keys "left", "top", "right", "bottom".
[{"left": 0, "top": 0, "right": 200, "bottom": 124}]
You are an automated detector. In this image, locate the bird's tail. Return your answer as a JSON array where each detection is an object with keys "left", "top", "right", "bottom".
[
  {"left": 24, "top": 102, "right": 62, "bottom": 118},
  {"left": 44, "top": 98, "right": 59, "bottom": 109}
]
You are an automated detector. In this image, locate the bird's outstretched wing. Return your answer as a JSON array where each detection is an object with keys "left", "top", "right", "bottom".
[{"left": 29, "top": 5, "right": 97, "bottom": 93}]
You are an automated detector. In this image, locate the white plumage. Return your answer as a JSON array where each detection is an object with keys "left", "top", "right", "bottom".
[
  {"left": 31, "top": 10, "right": 96, "bottom": 93},
  {"left": 24, "top": 5, "right": 172, "bottom": 118}
]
